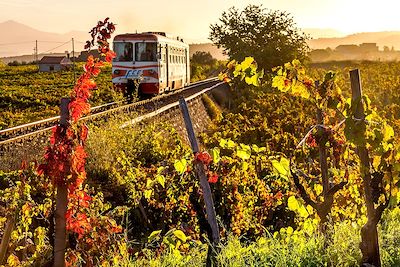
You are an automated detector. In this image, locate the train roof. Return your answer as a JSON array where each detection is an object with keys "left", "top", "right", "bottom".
[{"left": 113, "top": 32, "right": 188, "bottom": 46}]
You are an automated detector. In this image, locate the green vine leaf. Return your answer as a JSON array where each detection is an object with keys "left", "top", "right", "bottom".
[
  {"left": 211, "top": 147, "right": 221, "bottom": 163},
  {"left": 156, "top": 175, "right": 165, "bottom": 188},
  {"left": 174, "top": 159, "right": 187, "bottom": 175},
  {"left": 173, "top": 230, "right": 187, "bottom": 242},
  {"left": 148, "top": 230, "right": 162, "bottom": 242},
  {"left": 288, "top": 196, "right": 299, "bottom": 211},
  {"left": 271, "top": 157, "right": 290, "bottom": 180},
  {"left": 236, "top": 145, "right": 251, "bottom": 160}
]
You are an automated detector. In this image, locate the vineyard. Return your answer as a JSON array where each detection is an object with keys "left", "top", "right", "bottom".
[
  {"left": 1, "top": 16, "right": 400, "bottom": 267},
  {"left": 0, "top": 53, "right": 225, "bottom": 131},
  {"left": 0, "top": 63, "right": 122, "bottom": 130}
]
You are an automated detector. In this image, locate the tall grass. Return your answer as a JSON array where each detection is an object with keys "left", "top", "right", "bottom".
[{"left": 127, "top": 207, "right": 400, "bottom": 266}]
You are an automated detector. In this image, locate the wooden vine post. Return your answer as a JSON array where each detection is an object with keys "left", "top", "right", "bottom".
[
  {"left": 315, "top": 80, "right": 331, "bottom": 226},
  {"left": 350, "top": 69, "right": 381, "bottom": 267},
  {"left": 179, "top": 98, "right": 220, "bottom": 246},
  {"left": 53, "top": 98, "right": 70, "bottom": 267},
  {"left": 0, "top": 213, "right": 16, "bottom": 264}
]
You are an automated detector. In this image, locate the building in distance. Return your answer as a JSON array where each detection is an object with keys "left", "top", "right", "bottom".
[{"left": 38, "top": 56, "right": 72, "bottom": 72}]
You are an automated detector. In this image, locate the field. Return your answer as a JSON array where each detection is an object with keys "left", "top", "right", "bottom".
[
  {"left": 309, "top": 61, "right": 400, "bottom": 133},
  {"left": 0, "top": 63, "right": 121, "bottom": 130},
  {"left": 2, "top": 5, "right": 400, "bottom": 266},
  {"left": 1, "top": 59, "right": 400, "bottom": 266},
  {"left": 0, "top": 59, "right": 224, "bottom": 130}
]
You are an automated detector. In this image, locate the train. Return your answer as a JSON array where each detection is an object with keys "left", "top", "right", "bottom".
[{"left": 112, "top": 32, "right": 190, "bottom": 97}]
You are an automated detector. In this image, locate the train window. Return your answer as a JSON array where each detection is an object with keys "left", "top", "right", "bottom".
[
  {"left": 160, "top": 46, "right": 166, "bottom": 62},
  {"left": 135, "top": 42, "right": 157, "bottom": 61},
  {"left": 114, "top": 42, "right": 133, "bottom": 62}
]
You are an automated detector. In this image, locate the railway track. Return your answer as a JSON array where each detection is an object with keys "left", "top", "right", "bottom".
[{"left": 0, "top": 77, "right": 220, "bottom": 148}]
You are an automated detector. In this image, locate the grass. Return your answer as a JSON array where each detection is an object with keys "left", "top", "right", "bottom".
[
  {"left": 127, "top": 207, "right": 400, "bottom": 266},
  {"left": 202, "top": 93, "right": 222, "bottom": 121}
]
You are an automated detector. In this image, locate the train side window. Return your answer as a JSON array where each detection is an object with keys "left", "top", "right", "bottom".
[{"left": 114, "top": 42, "right": 133, "bottom": 62}]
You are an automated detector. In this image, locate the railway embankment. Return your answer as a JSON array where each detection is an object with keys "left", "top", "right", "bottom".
[{"left": 0, "top": 82, "right": 229, "bottom": 171}]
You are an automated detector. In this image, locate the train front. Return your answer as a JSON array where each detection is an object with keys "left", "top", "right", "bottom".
[{"left": 112, "top": 34, "right": 160, "bottom": 96}]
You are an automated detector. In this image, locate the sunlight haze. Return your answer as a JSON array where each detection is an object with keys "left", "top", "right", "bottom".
[{"left": 1, "top": 0, "right": 400, "bottom": 41}]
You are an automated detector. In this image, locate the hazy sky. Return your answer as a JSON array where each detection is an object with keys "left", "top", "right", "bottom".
[{"left": 1, "top": 0, "right": 400, "bottom": 41}]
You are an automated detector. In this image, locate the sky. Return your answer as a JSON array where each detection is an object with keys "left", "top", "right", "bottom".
[{"left": 1, "top": 0, "right": 400, "bottom": 42}]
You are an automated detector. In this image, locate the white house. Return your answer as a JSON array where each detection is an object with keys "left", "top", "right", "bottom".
[{"left": 38, "top": 56, "right": 72, "bottom": 72}]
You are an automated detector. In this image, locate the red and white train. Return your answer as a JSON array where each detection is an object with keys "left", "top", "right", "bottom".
[{"left": 112, "top": 32, "right": 190, "bottom": 96}]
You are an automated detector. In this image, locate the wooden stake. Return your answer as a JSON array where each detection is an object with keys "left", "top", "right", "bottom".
[
  {"left": 179, "top": 98, "right": 220, "bottom": 244},
  {"left": 0, "top": 213, "right": 16, "bottom": 264},
  {"left": 350, "top": 69, "right": 381, "bottom": 267},
  {"left": 53, "top": 97, "right": 70, "bottom": 267}
]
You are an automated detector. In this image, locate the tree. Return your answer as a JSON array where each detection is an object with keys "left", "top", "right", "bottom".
[
  {"left": 210, "top": 5, "right": 309, "bottom": 74},
  {"left": 191, "top": 51, "right": 216, "bottom": 65},
  {"left": 309, "top": 49, "right": 332, "bottom": 62},
  {"left": 383, "top": 46, "right": 390, "bottom": 52}
]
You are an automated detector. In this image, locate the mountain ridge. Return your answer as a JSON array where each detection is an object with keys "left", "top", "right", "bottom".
[
  {"left": 0, "top": 20, "right": 89, "bottom": 57},
  {"left": 308, "top": 31, "right": 400, "bottom": 50},
  {"left": 2, "top": 20, "right": 400, "bottom": 59}
]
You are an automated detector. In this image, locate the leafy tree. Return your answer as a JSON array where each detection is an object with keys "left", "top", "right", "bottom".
[
  {"left": 210, "top": 5, "right": 309, "bottom": 74},
  {"left": 191, "top": 51, "right": 216, "bottom": 65},
  {"left": 190, "top": 52, "right": 225, "bottom": 82},
  {"left": 383, "top": 46, "right": 390, "bottom": 52}
]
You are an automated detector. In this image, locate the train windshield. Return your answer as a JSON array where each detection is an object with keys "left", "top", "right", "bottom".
[
  {"left": 135, "top": 42, "right": 157, "bottom": 62},
  {"left": 114, "top": 42, "right": 133, "bottom": 62}
]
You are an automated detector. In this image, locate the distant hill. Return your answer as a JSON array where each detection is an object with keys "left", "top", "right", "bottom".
[
  {"left": 302, "top": 28, "right": 346, "bottom": 39},
  {"left": 0, "top": 20, "right": 229, "bottom": 61},
  {"left": 0, "top": 20, "right": 89, "bottom": 57},
  {"left": 4, "top": 20, "right": 400, "bottom": 61},
  {"left": 308, "top": 31, "right": 400, "bottom": 50},
  {"left": 189, "top": 43, "right": 226, "bottom": 61}
]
